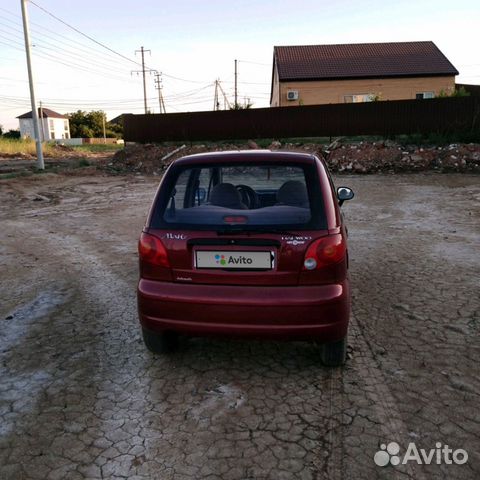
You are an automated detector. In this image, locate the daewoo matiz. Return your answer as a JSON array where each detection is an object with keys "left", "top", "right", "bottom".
[{"left": 137, "top": 151, "right": 354, "bottom": 366}]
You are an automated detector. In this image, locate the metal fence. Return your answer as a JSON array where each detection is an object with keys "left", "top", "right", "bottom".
[{"left": 124, "top": 96, "right": 480, "bottom": 143}]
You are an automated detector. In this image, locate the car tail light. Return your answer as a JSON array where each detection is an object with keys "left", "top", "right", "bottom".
[
  {"left": 138, "top": 232, "right": 170, "bottom": 267},
  {"left": 303, "top": 234, "right": 346, "bottom": 270}
]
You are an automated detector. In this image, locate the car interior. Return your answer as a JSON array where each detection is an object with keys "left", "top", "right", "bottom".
[{"left": 162, "top": 165, "right": 315, "bottom": 226}]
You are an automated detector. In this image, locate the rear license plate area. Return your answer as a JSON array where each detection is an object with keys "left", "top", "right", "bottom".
[{"left": 195, "top": 250, "right": 273, "bottom": 270}]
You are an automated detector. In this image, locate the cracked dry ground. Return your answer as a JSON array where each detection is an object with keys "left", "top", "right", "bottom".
[{"left": 0, "top": 172, "right": 479, "bottom": 480}]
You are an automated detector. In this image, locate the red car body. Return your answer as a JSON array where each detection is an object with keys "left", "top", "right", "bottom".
[{"left": 137, "top": 151, "right": 353, "bottom": 364}]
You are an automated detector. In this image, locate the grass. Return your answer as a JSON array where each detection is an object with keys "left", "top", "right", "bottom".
[
  {"left": 71, "top": 143, "right": 123, "bottom": 153},
  {"left": 0, "top": 138, "right": 124, "bottom": 157},
  {"left": 0, "top": 171, "right": 30, "bottom": 180},
  {"left": 0, "top": 138, "right": 58, "bottom": 156}
]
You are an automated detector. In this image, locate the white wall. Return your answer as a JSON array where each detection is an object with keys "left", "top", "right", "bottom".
[
  {"left": 19, "top": 116, "right": 71, "bottom": 140},
  {"left": 19, "top": 118, "right": 35, "bottom": 139},
  {"left": 54, "top": 138, "right": 83, "bottom": 146}
]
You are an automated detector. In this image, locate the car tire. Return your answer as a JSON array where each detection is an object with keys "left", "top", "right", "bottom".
[
  {"left": 142, "top": 328, "right": 178, "bottom": 354},
  {"left": 321, "top": 335, "right": 347, "bottom": 367}
]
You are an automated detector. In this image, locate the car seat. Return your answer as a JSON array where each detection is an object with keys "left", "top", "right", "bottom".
[
  {"left": 276, "top": 180, "right": 309, "bottom": 207},
  {"left": 209, "top": 183, "right": 248, "bottom": 209}
]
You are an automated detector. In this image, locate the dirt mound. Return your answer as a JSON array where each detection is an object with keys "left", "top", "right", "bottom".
[
  {"left": 109, "top": 141, "right": 480, "bottom": 175},
  {"left": 326, "top": 142, "right": 480, "bottom": 173},
  {"left": 109, "top": 143, "right": 246, "bottom": 175}
]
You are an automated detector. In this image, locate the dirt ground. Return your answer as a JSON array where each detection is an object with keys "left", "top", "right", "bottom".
[{"left": 0, "top": 170, "right": 479, "bottom": 480}]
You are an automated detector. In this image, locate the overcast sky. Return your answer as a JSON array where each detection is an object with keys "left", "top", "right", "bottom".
[{"left": 0, "top": 0, "right": 479, "bottom": 130}]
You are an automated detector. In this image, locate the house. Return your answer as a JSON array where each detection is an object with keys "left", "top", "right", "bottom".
[
  {"left": 270, "top": 41, "right": 459, "bottom": 107},
  {"left": 17, "top": 108, "right": 70, "bottom": 140},
  {"left": 108, "top": 114, "right": 131, "bottom": 127}
]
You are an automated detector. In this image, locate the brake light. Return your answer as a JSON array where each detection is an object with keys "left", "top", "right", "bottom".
[
  {"left": 223, "top": 216, "right": 248, "bottom": 224},
  {"left": 138, "top": 232, "right": 170, "bottom": 267},
  {"left": 303, "top": 234, "right": 346, "bottom": 270}
]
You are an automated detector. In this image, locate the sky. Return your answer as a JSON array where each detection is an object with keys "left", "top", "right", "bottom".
[{"left": 0, "top": 0, "right": 479, "bottom": 130}]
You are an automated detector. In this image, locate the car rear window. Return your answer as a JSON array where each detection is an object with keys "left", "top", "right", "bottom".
[{"left": 151, "top": 162, "right": 326, "bottom": 231}]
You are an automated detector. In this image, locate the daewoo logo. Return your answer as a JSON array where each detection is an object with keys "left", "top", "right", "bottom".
[{"left": 215, "top": 254, "right": 253, "bottom": 265}]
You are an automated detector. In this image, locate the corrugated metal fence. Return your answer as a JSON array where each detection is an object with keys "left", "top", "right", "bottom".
[{"left": 124, "top": 97, "right": 480, "bottom": 143}]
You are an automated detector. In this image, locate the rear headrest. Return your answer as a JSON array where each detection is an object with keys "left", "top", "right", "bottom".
[
  {"left": 209, "top": 183, "right": 246, "bottom": 209},
  {"left": 276, "top": 180, "right": 309, "bottom": 207}
]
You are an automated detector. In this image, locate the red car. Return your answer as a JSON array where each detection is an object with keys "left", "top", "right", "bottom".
[{"left": 137, "top": 151, "right": 354, "bottom": 366}]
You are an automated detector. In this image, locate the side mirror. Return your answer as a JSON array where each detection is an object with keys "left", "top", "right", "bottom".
[{"left": 337, "top": 186, "right": 354, "bottom": 206}]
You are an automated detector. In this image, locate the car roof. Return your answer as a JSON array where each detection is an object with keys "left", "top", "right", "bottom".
[{"left": 173, "top": 150, "right": 318, "bottom": 166}]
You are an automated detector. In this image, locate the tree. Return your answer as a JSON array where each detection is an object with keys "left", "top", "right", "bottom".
[
  {"left": 3, "top": 129, "right": 21, "bottom": 139},
  {"left": 0, "top": 124, "right": 3, "bottom": 136},
  {"left": 230, "top": 100, "right": 253, "bottom": 110},
  {"left": 67, "top": 110, "right": 122, "bottom": 138},
  {"left": 368, "top": 92, "right": 383, "bottom": 102},
  {"left": 436, "top": 87, "right": 470, "bottom": 98}
]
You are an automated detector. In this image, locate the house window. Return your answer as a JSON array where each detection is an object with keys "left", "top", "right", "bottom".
[
  {"left": 64, "top": 120, "right": 69, "bottom": 131},
  {"left": 344, "top": 94, "right": 375, "bottom": 103},
  {"left": 416, "top": 92, "right": 434, "bottom": 99},
  {"left": 49, "top": 119, "right": 54, "bottom": 129},
  {"left": 50, "top": 131, "right": 55, "bottom": 140}
]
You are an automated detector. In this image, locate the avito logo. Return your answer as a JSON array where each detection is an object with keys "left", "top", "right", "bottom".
[
  {"left": 214, "top": 254, "right": 226, "bottom": 265},
  {"left": 215, "top": 254, "right": 253, "bottom": 265},
  {"left": 374, "top": 441, "right": 468, "bottom": 467}
]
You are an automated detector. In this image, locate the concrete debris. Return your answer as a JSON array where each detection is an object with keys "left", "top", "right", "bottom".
[{"left": 110, "top": 141, "right": 480, "bottom": 175}]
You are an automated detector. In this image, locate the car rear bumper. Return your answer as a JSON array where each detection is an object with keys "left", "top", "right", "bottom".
[{"left": 137, "top": 279, "right": 350, "bottom": 342}]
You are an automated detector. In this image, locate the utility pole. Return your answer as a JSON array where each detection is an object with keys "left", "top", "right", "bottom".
[
  {"left": 132, "top": 46, "right": 154, "bottom": 114},
  {"left": 39, "top": 100, "right": 44, "bottom": 142},
  {"left": 216, "top": 81, "right": 231, "bottom": 110},
  {"left": 102, "top": 112, "right": 106, "bottom": 144},
  {"left": 213, "top": 80, "right": 219, "bottom": 111},
  {"left": 154, "top": 72, "right": 166, "bottom": 113},
  {"left": 20, "top": 0, "right": 44, "bottom": 170},
  {"left": 234, "top": 59, "right": 238, "bottom": 109},
  {"left": 160, "top": 88, "right": 166, "bottom": 113}
]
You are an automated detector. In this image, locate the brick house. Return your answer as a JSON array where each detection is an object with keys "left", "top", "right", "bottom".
[{"left": 270, "top": 41, "right": 458, "bottom": 107}]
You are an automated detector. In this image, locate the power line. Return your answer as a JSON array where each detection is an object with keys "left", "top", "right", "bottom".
[
  {"left": 0, "top": 12, "right": 142, "bottom": 71},
  {"left": 1, "top": 3, "right": 270, "bottom": 114},
  {"left": 162, "top": 72, "right": 213, "bottom": 84},
  {"left": 1, "top": 4, "right": 232, "bottom": 92},
  {"left": 0, "top": 6, "right": 19, "bottom": 18},
  {"left": 0, "top": 38, "right": 24, "bottom": 52},
  {"left": 237, "top": 59, "right": 271, "bottom": 67},
  {"left": 0, "top": 31, "right": 25, "bottom": 48},
  {"left": 0, "top": 27, "right": 139, "bottom": 79},
  {"left": 29, "top": 1, "right": 145, "bottom": 70},
  {"left": 0, "top": 30, "right": 141, "bottom": 84},
  {"left": 0, "top": 83, "right": 215, "bottom": 104}
]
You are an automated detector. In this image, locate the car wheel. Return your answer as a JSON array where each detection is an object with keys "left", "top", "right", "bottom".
[
  {"left": 142, "top": 328, "right": 178, "bottom": 354},
  {"left": 321, "top": 335, "right": 347, "bottom": 367}
]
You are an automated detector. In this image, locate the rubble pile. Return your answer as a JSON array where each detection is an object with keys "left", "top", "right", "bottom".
[
  {"left": 110, "top": 143, "right": 234, "bottom": 175},
  {"left": 110, "top": 140, "right": 480, "bottom": 175},
  {"left": 325, "top": 141, "right": 480, "bottom": 173}
]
